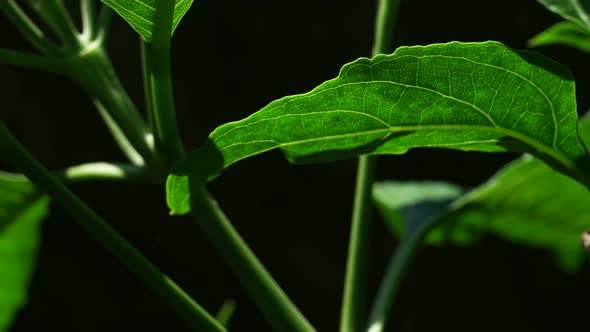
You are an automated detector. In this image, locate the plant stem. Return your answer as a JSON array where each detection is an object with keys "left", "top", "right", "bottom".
[
  {"left": 148, "top": 0, "right": 186, "bottom": 165},
  {"left": 0, "top": 48, "right": 66, "bottom": 73},
  {"left": 0, "top": 162, "right": 150, "bottom": 184},
  {"left": 0, "top": 0, "right": 61, "bottom": 55},
  {"left": 66, "top": 46, "right": 162, "bottom": 173},
  {"left": 190, "top": 186, "right": 316, "bottom": 332},
  {"left": 93, "top": 99, "right": 146, "bottom": 167},
  {"left": 80, "top": 0, "right": 96, "bottom": 40},
  {"left": 141, "top": 39, "right": 155, "bottom": 127},
  {"left": 340, "top": 1, "right": 400, "bottom": 331},
  {"left": 367, "top": 215, "right": 441, "bottom": 332},
  {"left": 372, "top": 0, "right": 401, "bottom": 57},
  {"left": 340, "top": 155, "right": 377, "bottom": 332},
  {"left": 25, "top": 0, "right": 81, "bottom": 51},
  {"left": 96, "top": 4, "right": 113, "bottom": 44},
  {"left": 0, "top": 122, "right": 225, "bottom": 332}
]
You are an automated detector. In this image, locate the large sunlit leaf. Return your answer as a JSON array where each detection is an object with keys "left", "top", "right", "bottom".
[
  {"left": 529, "top": 21, "right": 590, "bottom": 53},
  {"left": 100, "top": 0, "right": 194, "bottom": 41},
  {"left": 0, "top": 173, "right": 48, "bottom": 330},
  {"left": 373, "top": 116, "right": 590, "bottom": 271},
  {"left": 537, "top": 0, "right": 590, "bottom": 30},
  {"left": 167, "top": 41, "right": 590, "bottom": 215}
]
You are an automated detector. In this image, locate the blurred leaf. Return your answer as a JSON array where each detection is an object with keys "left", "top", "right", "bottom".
[
  {"left": 373, "top": 116, "right": 590, "bottom": 271},
  {"left": 529, "top": 21, "right": 590, "bottom": 53},
  {"left": 537, "top": 0, "right": 590, "bottom": 30},
  {"left": 167, "top": 41, "right": 590, "bottom": 215},
  {"left": 100, "top": 0, "right": 194, "bottom": 41},
  {"left": 0, "top": 173, "right": 48, "bottom": 330}
]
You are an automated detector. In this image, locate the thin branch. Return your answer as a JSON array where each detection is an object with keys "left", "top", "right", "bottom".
[
  {"left": 0, "top": 162, "right": 150, "bottom": 184},
  {"left": 93, "top": 99, "right": 146, "bottom": 166},
  {"left": 80, "top": 0, "right": 97, "bottom": 40},
  {"left": 0, "top": 0, "right": 61, "bottom": 55},
  {"left": 0, "top": 48, "right": 67, "bottom": 74},
  {"left": 96, "top": 4, "right": 113, "bottom": 44}
]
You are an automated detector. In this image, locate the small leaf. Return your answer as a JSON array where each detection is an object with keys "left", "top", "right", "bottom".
[
  {"left": 529, "top": 21, "right": 590, "bottom": 53},
  {"left": 537, "top": 0, "right": 590, "bottom": 30},
  {"left": 100, "top": 0, "right": 194, "bottom": 41},
  {"left": 0, "top": 173, "right": 48, "bottom": 330},
  {"left": 373, "top": 115, "right": 590, "bottom": 271},
  {"left": 167, "top": 41, "right": 590, "bottom": 215}
]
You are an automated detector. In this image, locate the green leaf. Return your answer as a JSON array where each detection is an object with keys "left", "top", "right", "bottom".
[
  {"left": 167, "top": 41, "right": 590, "bottom": 215},
  {"left": 0, "top": 173, "right": 48, "bottom": 330},
  {"left": 529, "top": 21, "right": 590, "bottom": 53},
  {"left": 100, "top": 0, "right": 194, "bottom": 41},
  {"left": 373, "top": 115, "right": 590, "bottom": 271},
  {"left": 537, "top": 0, "right": 590, "bottom": 30}
]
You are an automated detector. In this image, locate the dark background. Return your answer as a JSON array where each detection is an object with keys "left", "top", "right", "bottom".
[{"left": 2, "top": 0, "right": 590, "bottom": 331}]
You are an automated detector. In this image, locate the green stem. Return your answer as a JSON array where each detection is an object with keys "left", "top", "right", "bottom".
[
  {"left": 0, "top": 122, "right": 224, "bottom": 332},
  {"left": 80, "top": 0, "right": 97, "bottom": 40},
  {"left": 25, "top": 0, "right": 81, "bottom": 50},
  {"left": 340, "top": 155, "right": 377, "bottom": 332},
  {"left": 66, "top": 46, "right": 163, "bottom": 174},
  {"left": 367, "top": 215, "right": 441, "bottom": 332},
  {"left": 190, "top": 187, "right": 316, "bottom": 332},
  {"left": 149, "top": 0, "right": 186, "bottom": 165},
  {"left": 141, "top": 39, "right": 155, "bottom": 127},
  {"left": 372, "top": 0, "right": 401, "bottom": 57},
  {"left": 340, "top": 1, "right": 400, "bottom": 331},
  {"left": 96, "top": 4, "right": 113, "bottom": 44},
  {"left": 93, "top": 99, "right": 146, "bottom": 166},
  {"left": 0, "top": 0, "right": 61, "bottom": 55},
  {"left": 0, "top": 162, "right": 150, "bottom": 184},
  {"left": 0, "top": 48, "right": 67, "bottom": 73}
]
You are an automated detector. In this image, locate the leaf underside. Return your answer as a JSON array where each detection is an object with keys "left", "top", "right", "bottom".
[
  {"left": 167, "top": 41, "right": 590, "bottom": 215},
  {"left": 373, "top": 116, "right": 590, "bottom": 272},
  {"left": 0, "top": 174, "right": 47, "bottom": 331},
  {"left": 100, "top": 0, "right": 194, "bottom": 41}
]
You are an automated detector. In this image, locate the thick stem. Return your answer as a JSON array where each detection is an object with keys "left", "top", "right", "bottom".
[
  {"left": 0, "top": 122, "right": 224, "bottom": 332},
  {"left": 149, "top": 0, "right": 186, "bottom": 165},
  {"left": 340, "top": 1, "right": 400, "bottom": 331},
  {"left": 190, "top": 186, "right": 316, "bottom": 332},
  {"left": 367, "top": 215, "right": 441, "bottom": 332}
]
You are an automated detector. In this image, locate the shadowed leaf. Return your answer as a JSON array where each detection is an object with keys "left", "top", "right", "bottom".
[{"left": 373, "top": 115, "right": 590, "bottom": 271}]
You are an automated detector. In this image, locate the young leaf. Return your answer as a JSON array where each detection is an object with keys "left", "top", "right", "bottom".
[
  {"left": 100, "top": 0, "right": 193, "bottom": 41},
  {"left": 537, "top": 0, "right": 590, "bottom": 30},
  {"left": 529, "top": 21, "right": 590, "bottom": 53},
  {"left": 167, "top": 41, "right": 590, "bottom": 215},
  {"left": 0, "top": 173, "right": 48, "bottom": 330},
  {"left": 373, "top": 115, "right": 590, "bottom": 271}
]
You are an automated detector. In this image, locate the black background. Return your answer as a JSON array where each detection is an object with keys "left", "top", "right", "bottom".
[{"left": 2, "top": 0, "right": 590, "bottom": 331}]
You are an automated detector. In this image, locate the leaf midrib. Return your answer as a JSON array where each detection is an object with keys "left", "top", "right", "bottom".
[{"left": 215, "top": 121, "right": 580, "bottom": 180}]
